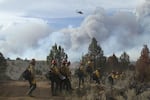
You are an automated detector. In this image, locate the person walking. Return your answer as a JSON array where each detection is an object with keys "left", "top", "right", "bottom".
[
  {"left": 78, "top": 62, "right": 85, "bottom": 88},
  {"left": 26, "top": 58, "right": 37, "bottom": 97}
]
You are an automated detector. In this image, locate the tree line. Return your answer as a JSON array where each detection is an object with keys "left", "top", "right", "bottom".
[{"left": 0, "top": 37, "right": 149, "bottom": 82}]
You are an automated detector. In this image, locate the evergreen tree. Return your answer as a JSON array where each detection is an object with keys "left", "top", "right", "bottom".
[
  {"left": 0, "top": 52, "right": 7, "bottom": 79},
  {"left": 47, "top": 44, "right": 68, "bottom": 66},
  {"left": 120, "top": 52, "right": 130, "bottom": 68},
  {"left": 136, "top": 45, "right": 150, "bottom": 82},
  {"left": 88, "top": 37, "right": 103, "bottom": 56},
  {"left": 82, "top": 37, "right": 106, "bottom": 70},
  {"left": 0, "top": 52, "right": 7, "bottom": 70},
  {"left": 107, "top": 54, "right": 119, "bottom": 71}
]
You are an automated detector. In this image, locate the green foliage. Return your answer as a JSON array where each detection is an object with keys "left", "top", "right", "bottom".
[
  {"left": 120, "top": 52, "right": 130, "bottom": 68},
  {"left": 81, "top": 37, "right": 132, "bottom": 72},
  {"left": 0, "top": 52, "right": 8, "bottom": 80},
  {"left": 82, "top": 37, "right": 106, "bottom": 70},
  {"left": 107, "top": 54, "right": 119, "bottom": 71},
  {"left": 16, "top": 57, "right": 21, "bottom": 60},
  {"left": 0, "top": 52, "right": 7, "bottom": 70},
  {"left": 47, "top": 43, "right": 68, "bottom": 66},
  {"left": 88, "top": 37, "right": 103, "bottom": 56},
  {"left": 120, "top": 52, "right": 130, "bottom": 64},
  {"left": 106, "top": 52, "right": 130, "bottom": 71}
]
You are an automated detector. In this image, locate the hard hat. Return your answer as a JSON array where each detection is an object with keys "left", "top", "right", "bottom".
[{"left": 51, "top": 60, "right": 56, "bottom": 64}]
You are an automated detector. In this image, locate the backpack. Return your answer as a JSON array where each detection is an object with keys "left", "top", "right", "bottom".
[{"left": 22, "top": 69, "right": 31, "bottom": 80}]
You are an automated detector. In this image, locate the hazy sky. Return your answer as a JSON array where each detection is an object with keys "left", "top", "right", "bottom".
[{"left": 0, "top": 0, "right": 149, "bottom": 62}]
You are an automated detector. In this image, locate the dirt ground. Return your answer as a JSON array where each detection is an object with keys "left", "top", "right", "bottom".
[
  {"left": 1, "top": 79, "right": 150, "bottom": 100},
  {"left": 0, "top": 81, "right": 66, "bottom": 100}
]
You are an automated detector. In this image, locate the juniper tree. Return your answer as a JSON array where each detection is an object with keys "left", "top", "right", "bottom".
[
  {"left": 120, "top": 52, "right": 130, "bottom": 69},
  {"left": 47, "top": 44, "right": 68, "bottom": 67},
  {"left": 107, "top": 54, "right": 119, "bottom": 71},
  {"left": 0, "top": 52, "right": 7, "bottom": 78},
  {"left": 82, "top": 37, "right": 106, "bottom": 70}
]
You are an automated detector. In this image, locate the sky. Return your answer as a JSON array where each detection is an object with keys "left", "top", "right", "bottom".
[{"left": 0, "top": 0, "right": 150, "bottom": 62}]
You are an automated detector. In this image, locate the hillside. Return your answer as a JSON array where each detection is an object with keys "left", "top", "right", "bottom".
[
  {"left": 5, "top": 59, "right": 79, "bottom": 80},
  {"left": 6, "top": 60, "right": 49, "bottom": 80}
]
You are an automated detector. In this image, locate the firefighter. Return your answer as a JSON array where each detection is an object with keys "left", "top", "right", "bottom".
[
  {"left": 111, "top": 71, "right": 116, "bottom": 79},
  {"left": 78, "top": 62, "right": 85, "bottom": 88},
  {"left": 26, "top": 59, "right": 37, "bottom": 97},
  {"left": 50, "top": 60, "right": 59, "bottom": 75},
  {"left": 65, "top": 61, "right": 73, "bottom": 90},
  {"left": 86, "top": 60, "right": 93, "bottom": 81},
  {"left": 93, "top": 68, "right": 101, "bottom": 84},
  {"left": 108, "top": 72, "right": 114, "bottom": 86},
  {"left": 60, "top": 60, "right": 67, "bottom": 77},
  {"left": 115, "top": 72, "right": 119, "bottom": 79}
]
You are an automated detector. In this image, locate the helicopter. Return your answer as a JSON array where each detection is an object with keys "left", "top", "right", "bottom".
[{"left": 76, "top": 9, "right": 83, "bottom": 14}]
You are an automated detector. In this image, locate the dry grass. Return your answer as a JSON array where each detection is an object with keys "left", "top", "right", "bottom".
[
  {"left": 1, "top": 70, "right": 150, "bottom": 100},
  {"left": 63, "top": 70, "right": 150, "bottom": 100},
  {"left": 3, "top": 60, "right": 150, "bottom": 100}
]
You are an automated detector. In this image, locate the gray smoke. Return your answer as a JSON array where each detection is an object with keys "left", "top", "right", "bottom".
[
  {"left": 0, "top": 17, "right": 52, "bottom": 59},
  {"left": 56, "top": 0, "right": 150, "bottom": 61}
]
